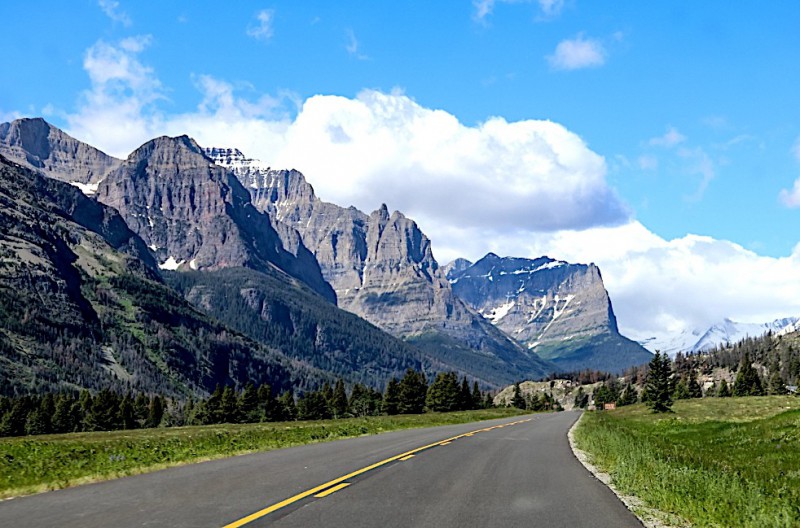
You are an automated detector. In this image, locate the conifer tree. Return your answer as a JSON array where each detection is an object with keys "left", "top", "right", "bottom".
[
  {"left": 383, "top": 378, "right": 400, "bottom": 415},
  {"left": 645, "top": 351, "right": 673, "bottom": 413},
  {"left": 278, "top": 391, "right": 297, "bottom": 421},
  {"left": 472, "top": 381, "right": 483, "bottom": 410},
  {"left": 239, "top": 382, "right": 260, "bottom": 423},
  {"left": 717, "top": 379, "right": 731, "bottom": 397},
  {"left": 733, "top": 353, "right": 764, "bottom": 396},
  {"left": 331, "top": 379, "right": 349, "bottom": 418},
  {"left": 511, "top": 382, "right": 526, "bottom": 409},
  {"left": 398, "top": 369, "right": 427, "bottom": 414}
]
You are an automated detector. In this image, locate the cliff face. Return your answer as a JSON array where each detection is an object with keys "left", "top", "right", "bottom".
[
  {"left": 209, "top": 149, "right": 555, "bottom": 385},
  {"left": 96, "top": 137, "right": 335, "bottom": 303},
  {"left": 0, "top": 118, "right": 120, "bottom": 185},
  {"left": 448, "top": 254, "right": 653, "bottom": 372}
]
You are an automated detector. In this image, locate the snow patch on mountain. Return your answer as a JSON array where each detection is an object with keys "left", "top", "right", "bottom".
[
  {"left": 69, "top": 181, "right": 100, "bottom": 196},
  {"left": 636, "top": 316, "right": 800, "bottom": 356},
  {"left": 482, "top": 301, "right": 515, "bottom": 324},
  {"left": 158, "top": 256, "right": 185, "bottom": 270}
]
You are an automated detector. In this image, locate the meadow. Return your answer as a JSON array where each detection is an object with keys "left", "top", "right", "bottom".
[
  {"left": 0, "top": 407, "right": 526, "bottom": 499},
  {"left": 573, "top": 396, "right": 800, "bottom": 528}
]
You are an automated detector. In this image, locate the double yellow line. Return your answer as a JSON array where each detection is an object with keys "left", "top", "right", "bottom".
[{"left": 223, "top": 417, "right": 532, "bottom": 527}]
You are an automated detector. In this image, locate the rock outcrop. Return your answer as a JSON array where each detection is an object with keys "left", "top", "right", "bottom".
[
  {"left": 448, "top": 254, "right": 653, "bottom": 372},
  {"left": 97, "top": 137, "right": 336, "bottom": 303}
]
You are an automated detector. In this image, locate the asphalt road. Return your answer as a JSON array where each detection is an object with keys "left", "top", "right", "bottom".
[{"left": 0, "top": 412, "right": 642, "bottom": 527}]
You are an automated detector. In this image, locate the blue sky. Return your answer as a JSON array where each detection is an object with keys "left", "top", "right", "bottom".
[{"left": 3, "top": 1, "right": 800, "bottom": 338}]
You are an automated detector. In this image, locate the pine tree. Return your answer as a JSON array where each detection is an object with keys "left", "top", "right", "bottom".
[
  {"left": 398, "top": 369, "right": 427, "bottom": 414},
  {"left": 673, "top": 379, "right": 690, "bottom": 400},
  {"left": 687, "top": 372, "right": 703, "bottom": 398},
  {"left": 733, "top": 353, "right": 764, "bottom": 396},
  {"left": 146, "top": 396, "right": 164, "bottom": 428},
  {"left": 471, "top": 381, "right": 483, "bottom": 410},
  {"left": 618, "top": 384, "right": 638, "bottom": 407},
  {"left": 768, "top": 370, "right": 789, "bottom": 395},
  {"left": 383, "top": 378, "right": 400, "bottom": 415},
  {"left": 239, "top": 382, "right": 260, "bottom": 423},
  {"left": 458, "top": 377, "right": 472, "bottom": 411},
  {"left": 220, "top": 386, "right": 239, "bottom": 423},
  {"left": 573, "top": 387, "right": 589, "bottom": 409},
  {"left": 426, "top": 373, "right": 460, "bottom": 412},
  {"left": 278, "top": 391, "right": 297, "bottom": 421},
  {"left": 331, "top": 379, "right": 349, "bottom": 418},
  {"left": 645, "top": 351, "right": 673, "bottom": 413},
  {"left": 717, "top": 379, "right": 731, "bottom": 397},
  {"left": 511, "top": 382, "right": 526, "bottom": 409}
]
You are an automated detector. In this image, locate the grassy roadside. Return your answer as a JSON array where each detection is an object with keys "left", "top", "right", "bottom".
[
  {"left": 573, "top": 396, "right": 800, "bottom": 528},
  {"left": 0, "top": 408, "right": 527, "bottom": 499}
]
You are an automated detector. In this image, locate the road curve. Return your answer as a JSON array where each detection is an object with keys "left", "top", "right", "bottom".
[{"left": 0, "top": 412, "right": 641, "bottom": 527}]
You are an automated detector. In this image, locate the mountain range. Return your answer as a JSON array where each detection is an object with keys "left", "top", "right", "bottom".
[
  {"left": 637, "top": 317, "right": 800, "bottom": 356},
  {"left": 0, "top": 117, "right": 654, "bottom": 396}
]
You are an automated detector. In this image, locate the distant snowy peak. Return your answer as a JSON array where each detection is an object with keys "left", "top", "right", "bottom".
[{"left": 638, "top": 316, "right": 800, "bottom": 355}]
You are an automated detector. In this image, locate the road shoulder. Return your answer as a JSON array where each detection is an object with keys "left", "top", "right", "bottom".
[{"left": 567, "top": 412, "right": 689, "bottom": 528}]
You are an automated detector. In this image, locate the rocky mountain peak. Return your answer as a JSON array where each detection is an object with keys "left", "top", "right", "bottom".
[
  {"left": 213, "top": 150, "right": 554, "bottom": 385},
  {"left": 0, "top": 117, "right": 120, "bottom": 184},
  {"left": 442, "top": 258, "right": 473, "bottom": 281},
  {"left": 96, "top": 135, "right": 335, "bottom": 302},
  {"left": 449, "top": 253, "right": 651, "bottom": 372}
]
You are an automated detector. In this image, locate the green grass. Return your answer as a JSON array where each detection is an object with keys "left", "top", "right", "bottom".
[
  {"left": 0, "top": 408, "right": 526, "bottom": 499},
  {"left": 573, "top": 396, "right": 800, "bottom": 528}
]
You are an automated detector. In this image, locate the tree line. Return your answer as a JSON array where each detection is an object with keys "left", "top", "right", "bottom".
[
  {"left": 586, "top": 350, "right": 793, "bottom": 414},
  {"left": 0, "top": 369, "right": 494, "bottom": 438}
]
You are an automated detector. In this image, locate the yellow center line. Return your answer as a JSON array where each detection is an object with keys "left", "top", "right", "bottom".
[
  {"left": 399, "top": 454, "right": 415, "bottom": 461},
  {"left": 222, "top": 416, "right": 534, "bottom": 528},
  {"left": 313, "top": 483, "right": 350, "bottom": 498},
  {"left": 439, "top": 441, "right": 452, "bottom": 446}
]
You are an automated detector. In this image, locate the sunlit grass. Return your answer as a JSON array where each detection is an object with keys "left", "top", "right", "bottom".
[
  {"left": 574, "top": 397, "right": 800, "bottom": 528},
  {"left": 0, "top": 408, "right": 526, "bottom": 499}
]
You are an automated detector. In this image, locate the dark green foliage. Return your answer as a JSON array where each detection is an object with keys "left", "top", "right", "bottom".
[
  {"left": 673, "top": 379, "right": 690, "bottom": 400},
  {"left": 618, "top": 384, "right": 638, "bottom": 407},
  {"left": 573, "top": 387, "right": 589, "bottom": 409},
  {"left": 511, "top": 382, "right": 526, "bottom": 410},
  {"left": 297, "top": 391, "right": 331, "bottom": 420},
  {"left": 426, "top": 373, "right": 461, "bottom": 412},
  {"left": 645, "top": 351, "right": 673, "bottom": 413},
  {"left": 383, "top": 378, "right": 400, "bottom": 415},
  {"left": 330, "top": 379, "right": 349, "bottom": 418},
  {"left": 348, "top": 384, "right": 382, "bottom": 417},
  {"left": 733, "top": 353, "right": 764, "bottom": 397},
  {"left": 717, "top": 379, "right": 731, "bottom": 397},
  {"left": 398, "top": 368, "right": 428, "bottom": 414}
]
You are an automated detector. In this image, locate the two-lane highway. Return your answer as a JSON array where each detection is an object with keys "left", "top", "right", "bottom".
[{"left": 0, "top": 412, "right": 642, "bottom": 527}]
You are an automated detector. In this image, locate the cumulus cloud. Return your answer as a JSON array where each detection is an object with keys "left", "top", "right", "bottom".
[
  {"left": 435, "top": 221, "right": 800, "bottom": 341},
  {"left": 649, "top": 126, "right": 686, "bottom": 148},
  {"left": 547, "top": 34, "right": 606, "bottom": 70},
  {"left": 98, "top": 0, "right": 131, "bottom": 26},
  {"left": 247, "top": 9, "right": 275, "bottom": 41},
  {"left": 66, "top": 36, "right": 164, "bottom": 157},
  {"left": 58, "top": 42, "right": 800, "bottom": 341}
]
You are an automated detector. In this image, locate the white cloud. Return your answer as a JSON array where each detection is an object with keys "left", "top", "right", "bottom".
[
  {"left": 433, "top": 221, "right": 800, "bottom": 342},
  {"left": 649, "top": 126, "right": 686, "bottom": 148},
  {"left": 547, "top": 35, "right": 606, "bottom": 71},
  {"left": 98, "top": 0, "right": 131, "bottom": 26},
  {"left": 779, "top": 178, "right": 800, "bottom": 208},
  {"left": 58, "top": 44, "right": 800, "bottom": 342},
  {"left": 247, "top": 9, "right": 275, "bottom": 41},
  {"left": 65, "top": 36, "right": 163, "bottom": 157}
]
